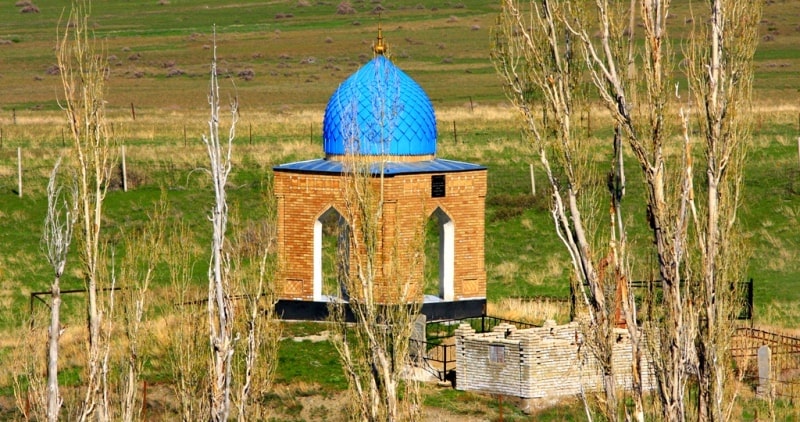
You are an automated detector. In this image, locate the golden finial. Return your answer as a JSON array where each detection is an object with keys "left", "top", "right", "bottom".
[{"left": 373, "top": 23, "right": 387, "bottom": 56}]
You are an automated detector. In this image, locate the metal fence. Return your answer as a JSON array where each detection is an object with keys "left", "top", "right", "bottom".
[
  {"left": 732, "top": 327, "right": 800, "bottom": 402},
  {"left": 414, "top": 315, "right": 542, "bottom": 381}
]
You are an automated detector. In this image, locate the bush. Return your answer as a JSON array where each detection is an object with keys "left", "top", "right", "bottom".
[
  {"left": 238, "top": 68, "right": 255, "bottom": 81},
  {"left": 487, "top": 193, "right": 549, "bottom": 222},
  {"left": 337, "top": 1, "right": 356, "bottom": 14}
]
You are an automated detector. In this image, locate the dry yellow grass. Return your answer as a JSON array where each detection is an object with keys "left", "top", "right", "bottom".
[{"left": 488, "top": 297, "right": 571, "bottom": 325}]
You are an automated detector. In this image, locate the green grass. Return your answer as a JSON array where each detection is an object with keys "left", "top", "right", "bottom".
[{"left": 275, "top": 338, "right": 348, "bottom": 392}]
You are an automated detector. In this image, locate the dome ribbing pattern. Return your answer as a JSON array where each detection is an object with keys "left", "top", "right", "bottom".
[{"left": 323, "top": 55, "right": 437, "bottom": 157}]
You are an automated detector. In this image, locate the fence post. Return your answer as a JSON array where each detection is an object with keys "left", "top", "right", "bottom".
[
  {"left": 121, "top": 145, "right": 128, "bottom": 192},
  {"left": 17, "top": 147, "right": 22, "bottom": 197},
  {"left": 453, "top": 121, "right": 458, "bottom": 144},
  {"left": 443, "top": 346, "right": 448, "bottom": 382},
  {"left": 529, "top": 163, "right": 536, "bottom": 196},
  {"left": 142, "top": 380, "right": 147, "bottom": 420},
  {"left": 586, "top": 108, "right": 591, "bottom": 138}
]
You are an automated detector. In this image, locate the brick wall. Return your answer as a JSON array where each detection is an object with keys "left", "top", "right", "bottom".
[
  {"left": 455, "top": 321, "right": 656, "bottom": 399},
  {"left": 274, "top": 168, "right": 487, "bottom": 303}
]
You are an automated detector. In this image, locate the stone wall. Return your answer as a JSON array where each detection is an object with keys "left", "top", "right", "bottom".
[{"left": 455, "top": 321, "right": 656, "bottom": 399}]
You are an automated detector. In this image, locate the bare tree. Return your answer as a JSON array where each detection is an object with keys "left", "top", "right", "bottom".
[
  {"left": 329, "top": 153, "right": 425, "bottom": 421},
  {"left": 492, "top": 1, "right": 640, "bottom": 419},
  {"left": 165, "top": 223, "right": 211, "bottom": 421},
  {"left": 328, "top": 54, "right": 425, "bottom": 421},
  {"left": 685, "top": 1, "right": 761, "bottom": 420},
  {"left": 202, "top": 28, "right": 238, "bottom": 421},
  {"left": 116, "top": 197, "right": 167, "bottom": 422},
  {"left": 42, "top": 157, "right": 78, "bottom": 422},
  {"left": 57, "top": 1, "right": 115, "bottom": 419},
  {"left": 229, "top": 205, "right": 281, "bottom": 421},
  {"left": 494, "top": 0, "right": 760, "bottom": 420}
]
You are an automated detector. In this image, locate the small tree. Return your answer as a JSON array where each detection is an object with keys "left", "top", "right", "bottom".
[
  {"left": 201, "top": 29, "right": 280, "bottom": 421},
  {"left": 42, "top": 157, "right": 78, "bottom": 422},
  {"left": 328, "top": 58, "right": 425, "bottom": 421},
  {"left": 116, "top": 197, "right": 167, "bottom": 422},
  {"left": 492, "top": 1, "right": 640, "bottom": 419},
  {"left": 202, "top": 29, "right": 238, "bottom": 421},
  {"left": 57, "top": 1, "right": 115, "bottom": 419},
  {"left": 329, "top": 154, "right": 424, "bottom": 421}
]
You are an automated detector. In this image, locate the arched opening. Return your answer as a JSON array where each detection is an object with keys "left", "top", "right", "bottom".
[
  {"left": 313, "top": 207, "right": 349, "bottom": 301},
  {"left": 424, "top": 208, "right": 454, "bottom": 301}
]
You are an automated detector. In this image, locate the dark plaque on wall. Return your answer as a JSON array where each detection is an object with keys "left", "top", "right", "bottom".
[{"left": 431, "top": 175, "right": 446, "bottom": 198}]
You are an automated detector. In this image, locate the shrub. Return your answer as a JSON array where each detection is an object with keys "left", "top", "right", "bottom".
[
  {"left": 337, "top": 1, "right": 356, "bottom": 14},
  {"left": 238, "top": 69, "right": 255, "bottom": 81}
]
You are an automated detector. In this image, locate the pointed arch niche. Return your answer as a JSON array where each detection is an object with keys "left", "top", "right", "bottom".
[
  {"left": 313, "top": 207, "right": 350, "bottom": 302},
  {"left": 425, "top": 207, "right": 455, "bottom": 301}
]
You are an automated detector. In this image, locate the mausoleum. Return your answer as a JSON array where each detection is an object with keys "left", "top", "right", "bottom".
[{"left": 273, "top": 31, "right": 487, "bottom": 321}]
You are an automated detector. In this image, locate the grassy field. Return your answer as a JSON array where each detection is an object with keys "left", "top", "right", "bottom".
[{"left": 1, "top": 0, "right": 800, "bottom": 419}]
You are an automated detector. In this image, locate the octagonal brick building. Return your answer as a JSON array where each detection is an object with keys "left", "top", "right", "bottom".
[{"left": 274, "top": 33, "right": 487, "bottom": 321}]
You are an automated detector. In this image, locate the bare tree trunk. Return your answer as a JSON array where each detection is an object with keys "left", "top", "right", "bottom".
[
  {"left": 43, "top": 157, "right": 77, "bottom": 422},
  {"left": 57, "top": 2, "right": 114, "bottom": 420},
  {"left": 686, "top": 1, "right": 761, "bottom": 420},
  {"left": 202, "top": 28, "right": 237, "bottom": 422},
  {"left": 492, "top": 1, "right": 625, "bottom": 419},
  {"left": 327, "top": 47, "right": 424, "bottom": 420},
  {"left": 331, "top": 155, "right": 424, "bottom": 421}
]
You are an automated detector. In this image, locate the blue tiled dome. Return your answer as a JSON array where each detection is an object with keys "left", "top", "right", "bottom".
[{"left": 323, "top": 55, "right": 437, "bottom": 157}]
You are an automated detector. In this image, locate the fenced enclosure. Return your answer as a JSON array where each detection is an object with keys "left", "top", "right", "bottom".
[
  {"left": 732, "top": 327, "right": 800, "bottom": 403},
  {"left": 412, "top": 315, "right": 542, "bottom": 381}
]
